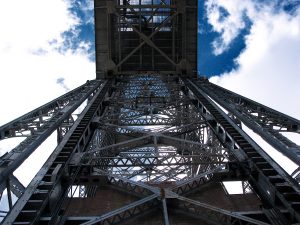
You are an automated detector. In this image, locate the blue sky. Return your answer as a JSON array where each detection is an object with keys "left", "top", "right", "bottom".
[
  {"left": 198, "top": 1, "right": 251, "bottom": 76},
  {"left": 198, "top": 0, "right": 300, "bottom": 76},
  {"left": 46, "top": 0, "right": 251, "bottom": 76},
  {"left": 53, "top": 0, "right": 300, "bottom": 85},
  {"left": 60, "top": 0, "right": 250, "bottom": 76}
]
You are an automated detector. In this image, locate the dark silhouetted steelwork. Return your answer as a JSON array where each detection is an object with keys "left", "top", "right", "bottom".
[{"left": 1, "top": 1, "right": 300, "bottom": 225}]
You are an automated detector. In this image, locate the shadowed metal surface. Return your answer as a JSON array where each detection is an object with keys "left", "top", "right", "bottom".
[
  {"left": 94, "top": 0, "right": 197, "bottom": 78},
  {"left": 1, "top": 1, "right": 300, "bottom": 225}
]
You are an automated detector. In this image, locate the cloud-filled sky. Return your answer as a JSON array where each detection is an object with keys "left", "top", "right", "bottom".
[
  {"left": 0, "top": 0, "right": 95, "bottom": 124},
  {"left": 0, "top": 0, "right": 300, "bottom": 210},
  {"left": 199, "top": 0, "right": 300, "bottom": 173},
  {"left": 0, "top": 0, "right": 97, "bottom": 211},
  {"left": 1, "top": 0, "right": 299, "bottom": 126},
  {"left": 202, "top": 0, "right": 300, "bottom": 120}
]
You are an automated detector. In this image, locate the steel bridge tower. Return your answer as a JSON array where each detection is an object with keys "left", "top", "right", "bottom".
[{"left": 1, "top": 1, "right": 300, "bottom": 224}]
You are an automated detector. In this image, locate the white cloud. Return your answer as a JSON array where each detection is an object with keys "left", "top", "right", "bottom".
[
  {"left": 0, "top": 0, "right": 95, "bottom": 125},
  {"left": 0, "top": 0, "right": 77, "bottom": 52},
  {"left": 0, "top": 0, "right": 95, "bottom": 193},
  {"left": 77, "top": 0, "right": 95, "bottom": 24},
  {"left": 209, "top": 1, "right": 300, "bottom": 118},
  {"left": 205, "top": 0, "right": 283, "bottom": 55},
  {"left": 205, "top": 0, "right": 250, "bottom": 55},
  {"left": 207, "top": 0, "right": 300, "bottom": 172}
]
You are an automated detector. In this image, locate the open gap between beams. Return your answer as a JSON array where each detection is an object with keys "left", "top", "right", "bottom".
[
  {"left": 13, "top": 131, "right": 57, "bottom": 187},
  {"left": 222, "top": 181, "right": 253, "bottom": 195},
  {"left": 206, "top": 96, "right": 298, "bottom": 177}
]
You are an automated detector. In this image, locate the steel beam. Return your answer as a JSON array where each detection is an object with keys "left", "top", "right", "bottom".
[
  {"left": 93, "top": 168, "right": 160, "bottom": 194},
  {"left": 3, "top": 73, "right": 299, "bottom": 225},
  {"left": 162, "top": 198, "right": 170, "bottom": 225},
  {"left": 183, "top": 78, "right": 300, "bottom": 223},
  {"left": 86, "top": 155, "right": 227, "bottom": 167},
  {"left": 1, "top": 80, "right": 112, "bottom": 225},
  {"left": 172, "top": 195, "right": 271, "bottom": 225},
  {"left": 81, "top": 194, "right": 159, "bottom": 225},
  {"left": 5, "top": 0, "right": 298, "bottom": 224},
  {"left": 114, "top": 11, "right": 179, "bottom": 69},
  {"left": 172, "top": 166, "right": 223, "bottom": 195},
  {"left": 0, "top": 81, "right": 103, "bottom": 187},
  {"left": 0, "top": 175, "right": 24, "bottom": 203},
  {"left": 9, "top": 175, "right": 25, "bottom": 198},
  {"left": 194, "top": 79, "right": 300, "bottom": 166}
]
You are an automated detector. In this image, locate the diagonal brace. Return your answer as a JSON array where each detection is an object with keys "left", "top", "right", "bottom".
[
  {"left": 118, "top": 13, "right": 177, "bottom": 66},
  {"left": 114, "top": 11, "right": 178, "bottom": 68},
  {"left": 81, "top": 194, "right": 159, "bottom": 225}
]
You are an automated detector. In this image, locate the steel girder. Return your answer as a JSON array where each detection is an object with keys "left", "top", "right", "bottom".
[
  {"left": 0, "top": 175, "right": 24, "bottom": 201},
  {"left": 1, "top": 80, "right": 112, "bottom": 224},
  {"left": 73, "top": 75, "right": 237, "bottom": 224},
  {"left": 183, "top": 78, "right": 300, "bottom": 224},
  {"left": 36, "top": 169, "right": 267, "bottom": 225},
  {"left": 0, "top": 80, "right": 102, "bottom": 140},
  {"left": 1, "top": 75, "right": 300, "bottom": 225},
  {"left": 0, "top": 80, "right": 104, "bottom": 192},
  {"left": 59, "top": 74, "right": 272, "bottom": 225},
  {"left": 192, "top": 78, "right": 300, "bottom": 169},
  {"left": 94, "top": 0, "right": 197, "bottom": 77},
  {"left": 2, "top": 2, "right": 299, "bottom": 225},
  {"left": 80, "top": 194, "right": 159, "bottom": 225},
  {"left": 43, "top": 169, "right": 269, "bottom": 225}
]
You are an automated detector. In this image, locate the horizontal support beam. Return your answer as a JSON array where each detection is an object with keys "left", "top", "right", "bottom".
[
  {"left": 81, "top": 194, "right": 159, "bottom": 225},
  {"left": 93, "top": 168, "right": 159, "bottom": 194},
  {"left": 95, "top": 5, "right": 177, "bottom": 10},
  {"left": 87, "top": 156, "right": 227, "bottom": 167}
]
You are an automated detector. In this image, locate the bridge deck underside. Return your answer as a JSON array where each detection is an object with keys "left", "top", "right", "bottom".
[
  {"left": 58, "top": 74, "right": 266, "bottom": 225},
  {"left": 3, "top": 74, "right": 300, "bottom": 225},
  {"left": 65, "top": 182, "right": 261, "bottom": 224}
]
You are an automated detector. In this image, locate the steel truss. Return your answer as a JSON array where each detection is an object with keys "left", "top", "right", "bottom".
[
  {"left": 1, "top": 74, "right": 300, "bottom": 225},
  {"left": 0, "top": 80, "right": 104, "bottom": 208},
  {"left": 1, "top": 0, "right": 300, "bottom": 224},
  {"left": 192, "top": 78, "right": 300, "bottom": 170},
  {"left": 94, "top": 0, "right": 197, "bottom": 78}
]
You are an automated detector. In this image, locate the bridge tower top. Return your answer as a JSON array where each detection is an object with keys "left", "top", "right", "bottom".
[{"left": 94, "top": 0, "right": 198, "bottom": 78}]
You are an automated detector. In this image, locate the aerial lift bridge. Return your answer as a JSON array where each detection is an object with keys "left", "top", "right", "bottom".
[{"left": 1, "top": 1, "right": 300, "bottom": 224}]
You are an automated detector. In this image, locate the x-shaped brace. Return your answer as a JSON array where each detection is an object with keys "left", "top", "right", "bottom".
[{"left": 114, "top": 10, "right": 179, "bottom": 68}]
